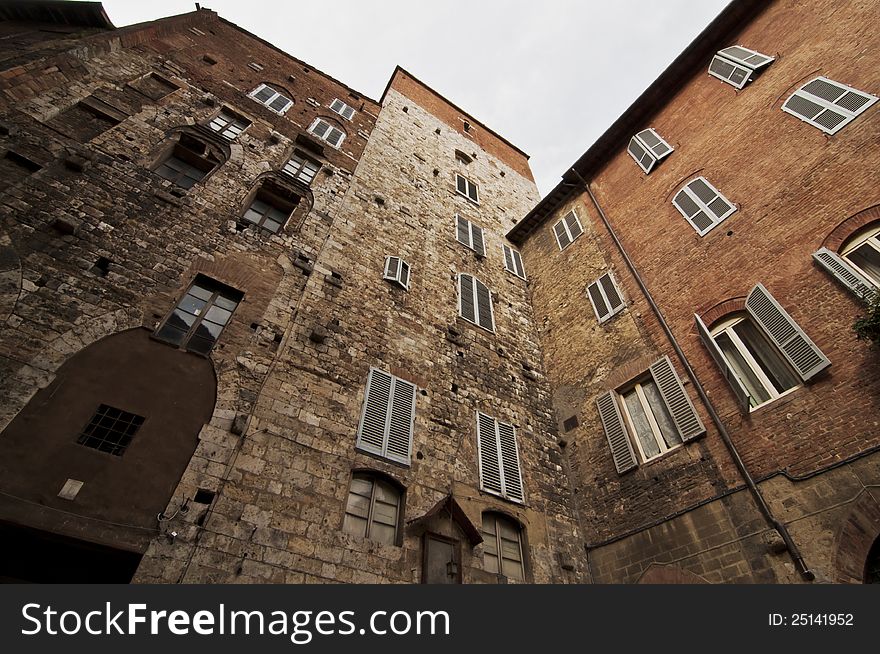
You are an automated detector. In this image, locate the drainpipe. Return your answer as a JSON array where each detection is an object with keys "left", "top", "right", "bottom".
[{"left": 574, "top": 170, "right": 814, "bottom": 581}]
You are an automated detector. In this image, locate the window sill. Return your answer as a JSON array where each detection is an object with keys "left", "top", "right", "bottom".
[
  {"left": 639, "top": 442, "right": 685, "bottom": 468},
  {"left": 747, "top": 385, "right": 803, "bottom": 416},
  {"left": 457, "top": 315, "right": 495, "bottom": 334}
]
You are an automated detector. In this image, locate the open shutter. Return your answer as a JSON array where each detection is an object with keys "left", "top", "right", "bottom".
[
  {"left": 385, "top": 377, "right": 415, "bottom": 464},
  {"left": 587, "top": 280, "right": 609, "bottom": 321},
  {"left": 456, "top": 214, "right": 470, "bottom": 247},
  {"left": 695, "top": 314, "right": 751, "bottom": 412},
  {"left": 596, "top": 391, "right": 637, "bottom": 474},
  {"left": 497, "top": 421, "right": 524, "bottom": 502},
  {"left": 599, "top": 273, "right": 623, "bottom": 314},
  {"left": 648, "top": 356, "right": 705, "bottom": 441},
  {"left": 459, "top": 274, "right": 476, "bottom": 323},
  {"left": 812, "top": 247, "right": 875, "bottom": 301},
  {"left": 503, "top": 244, "right": 515, "bottom": 272},
  {"left": 783, "top": 77, "right": 878, "bottom": 135},
  {"left": 356, "top": 369, "right": 392, "bottom": 455},
  {"left": 384, "top": 256, "right": 400, "bottom": 279},
  {"left": 718, "top": 45, "right": 774, "bottom": 70},
  {"left": 745, "top": 283, "right": 831, "bottom": 382},
  {"left": 477, "top": 412, "right": 503, "bottom": 495},
  {"left": 471, "top": 224, "right": 485, "bottom": 256},
  {"left": 553, "top": 219, "right": 571, "bottom": 250},
  {"left": 636, "top": 129, "right": 673, "bottom": 159},
  {"left": 512, "top": 249, "right": 525, "bottom": 278},
  {"left": 475, "top": 278, "right": 494, "bottom": 331},
  {"left": 399, "top": 261, "right": 410, "bottom": 289}
]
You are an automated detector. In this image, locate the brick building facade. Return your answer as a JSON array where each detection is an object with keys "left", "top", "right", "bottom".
[{"left": 0, "top": 0, "right": 877, "bottom": 583}]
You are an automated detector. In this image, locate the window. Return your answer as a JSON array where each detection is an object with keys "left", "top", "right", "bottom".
[
  {"left": 355, "top": 368, "right": 416, "bottom": 465},
  {"left": 476, "top": 412, "right": 524, "bottom": 503},
  {"left": 502, "top": 244, "right": 526, "bottom": 279},
  {"left": 813, "top": 243, "right": 877, "bottom": 301},
  {"left": 708, "top": 45, "right": 774, "bottom": 89},
  {"left": 281, "top": 150, "right": 321, "bottom": 185},
  {"left": 481, "top": 513, "right": 524, "bottom": 581},
  {"left": 782, "top": 77, "right": 877, "bottom": 135},
  {"left": 153, "top": 134, "right": 221, "bottom": 190},
  {"left": 455, "top": 174, "right": 479, "bottom": 203},
  {"left": 455, "top": 214, "right": 485, "bottom": 256},
  {"left": 627, "top": 128, "right": 673, "bottom": 174},
  {"left": 455, "top": 150, "right": 472, "bottom": 165},
  {"left": 383, "top": 256, "right": 411, "bottom": 290},
  {"left": 129, "top": 72, "right": 177, "bottom": 101},
  {"left": 47, "top": 96, "right": 123, "bottom": 142},
  {"left": 77, "top": 404, "right": 145, "bottom": 456},
  {"left": 342, "top": 473, "right": 402, "bottom": 546},
  {"left": 154, "top": 275, "right": 242, "bottom": 355},
  {"left": 458, "top": 273, "right": 494, "bottom": 332},
  {"left": 672, "top": 177, "right": 736, "bottom": 236},
  {"left": 695, "top": 284, "right": 831, "bottom": 412},
  {"left": 308, "top": 118, "right": 345, "bottom": 148},
  {"left": 249, "top": 83, "right": 294, "bottom": 114},
  {"left": 240, "top": 183, "right": 298, "bottom": 233},
  {"left": 207, "top": 108, "right": 249, "bottom": 140},
  {"left": 330, "top": 98, "right": 356, "bottom": 121},
  {"left": 587, "top": 272, "right": 624, "bottom": 322},
  {"left": 840, "top": 227, "right": 880, "bottom": 289},
  {"left": 866, "top": 535, "right": 880, "bottom": 584},
  {"left": 596, "top": 357, "right": 705, "bottom": 473},
  {"left": 552, "top": 210, "right": 583, "bottom": 250}
]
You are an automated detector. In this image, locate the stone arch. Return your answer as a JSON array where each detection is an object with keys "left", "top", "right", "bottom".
[
  {"left": 637, "top": 562, "right": 709, "bottom": 584},
  {"left": 832, "top": 490, "right": 880, "bottom": 583}
]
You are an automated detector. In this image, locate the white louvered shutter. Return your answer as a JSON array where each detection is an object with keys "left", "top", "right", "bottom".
[
  {"left": 398, "top": 261, "right": 410, "bottom": 289},
  {"left": 628, "top": 128, "right": 673, "bottom": 174},
  {"left": 497, "top": 420, "right": 524, "bottom": 503},
  {"left": 553, "top": 219, "right": 571, "bottom": 250},
  {"left": 673, "top": 177, "right": 736, "bottom": 236},
  {"left": 475, "top": 278, "right": 494, "bottom": 331},
  {"left": 503, "top": 244, "right": 526, "bottom": 279},
  {"left": 587, "top": 272, "right": 624, "bottom": 322},
  {"left": 596, "top": 391, "right": 637, "bottom": 474},
  {"left": 386, "top": 377, "right": 415, "bottom": 464},
  {"left": 503, "top": 244, "right": 515, "bottom": 272},
  {"left": 812, "top": 247, "right": 876, "bottom": 301},
  {"left": 356, "top": 369, "right": 415, "bottom": 464},
  {"left": 648, "top": 356, "right": 705, "bottom": 441},
  {"left": 745, "top": 283, "right": 831, "bottom": 382},
  {"left": 252, "top": 85, "right": 274, "bottom": 102},
  {"left": 459, "top": 274, "right": 477, "bottom": 323},
  {"left": 627, "top": 136, "right": 655, "bottom": 173},
  {"left": 783, "top": 77, "right": 878, "bottom": 135},
  {"left": 477, "top": 412, "right": 503, "bottom": 495},
  {"left": 511, "top": 249, "right": 525, "bottom": 278},
  {"left": 708, "top": 54, "right": 751, "bottom": 89},
  {"left": 695, "top": 314, "right": 751, "bottom": 412},
  {"left": 356, "top": 369, "right": 392, "bottom": 455}
]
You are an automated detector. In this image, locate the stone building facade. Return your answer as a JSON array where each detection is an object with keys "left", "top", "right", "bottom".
[{"left": 0, "top": 0, "right": 877, "bottom": 584}]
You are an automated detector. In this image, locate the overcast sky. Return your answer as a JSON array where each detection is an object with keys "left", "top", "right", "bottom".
[{"left": 87, "top": 0, "right": 730, "bottom": 196}]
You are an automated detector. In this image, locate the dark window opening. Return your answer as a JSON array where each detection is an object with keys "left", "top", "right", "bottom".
[
  {"left": 90, "top": 256, "right": 111, "bottom": 276},
  {"left": 563, "top": 415, "right": 579, "bottom": 432},
  {"left": 239, "top": 182, "right": 299, "bottom": 234},
  {"left": 129, "top": 72, "right": 177, "bottom": 101},
  {"left": 194, "top": 489, "right": 216, "bottom": 504},
  {"left": 0, "top": 150, "right": 41, "bottom": 193},
  {"left": 154, "top": 134, "right": 220, "bottom": 190},
  {"left": 47, "top": 98, "right": 122, "bottom": 142},
  {"left": 154, "top": 275, "right": 243, "bottom": 355},
  {"left": 76, "top": 404, "right": 145, "bottom": 456},
  {"left": 866, "top": 535, "right": 880, "bottom": 584}
]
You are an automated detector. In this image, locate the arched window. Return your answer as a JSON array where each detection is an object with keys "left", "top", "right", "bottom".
[
  {"left": 342, "top": 473, "right": 403, "bottom": 546},
  {"left": 842, "top": 225, "right": 880, "bottom": 287},
  {"left": 866, "top": 535, "right": 880, "bottom": 584},
  {"left": 481, "top": 512, "right": 525, "bottom": 581},
  {"left": 239, "top": 177, "right": 302, "bottom": 234},
  {"left": 153, "top": 132, "right": 225, "bottom": 191}
]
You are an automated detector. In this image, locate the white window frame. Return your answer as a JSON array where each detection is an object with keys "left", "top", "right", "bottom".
[
  {"left": 617, "top": 378, "right": 682, "bottom": 463},
  {"left": 587, "top": 272, "right": 625, "bottom": 323},
  {"left": 782, "top": 76, "right": 878, "bottom": 135},
  {"left": 383, "top": 256, "right": 411, "bottom": 290},
  {"left": 207, "top": 108, "right": 249, "bottom": 140},
  {"left": 455, "top": 173, "right": 479, "bottom": 204},
  {"left": 248, "top": 83, "right": 293, "bottom": 115},
  {"left": 458, "top": 273, "right": 495, "bottom": 333},
  {"left": 708, "top": 45, "right": 774, "bottom": 89},
  {"left": 308, "top": 118, "right": 346, "bottom": 148},
  {"left": 627, "top": 128, "right": 674, "bottom": 174},
  {"left": 330, "top": 98, "right": 356, "bottom": 121},
  {"left": 476, "top": 412, "right": 525, "bottom": 504},
  {"left": 455, "top": 214, "right": 485, "bottom": 256},
  {"left": 552, "top": 210, "right": 583, "bottom": 250},
  {"left": 841, "top": 225, "right": 880, "bottom": 289},
  {"left": 502, "top": 244, "right": 526, "bottom": 280},
  {"left": 672, "top": 176, "right": 737, "bottom": 236},
  {"left": 282, "top": 151, "right": 321, "bottom": 186}
]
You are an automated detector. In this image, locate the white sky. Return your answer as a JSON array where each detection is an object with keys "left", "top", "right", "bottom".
[{"left": 84, "top": 0, "right": 730, "bottom": 196}]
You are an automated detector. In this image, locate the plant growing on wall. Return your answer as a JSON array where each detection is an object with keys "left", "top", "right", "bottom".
[{"left": 853, "top": 291, "right": 880, "bottom": 346}]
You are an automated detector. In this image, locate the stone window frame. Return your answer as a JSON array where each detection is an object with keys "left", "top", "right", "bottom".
[
  {"left": 206, "top": 106, "right": 251, "bottom": 140},
  {"left": 151, "top": 130, "right": 227, "bottom": 191},
  {"left": 237, "top": 174, "right": 307, "bottom": 235}
]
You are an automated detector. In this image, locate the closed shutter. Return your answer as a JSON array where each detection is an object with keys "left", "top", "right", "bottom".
[
  {"left": 636, "top": 129, "right": 673, "bottom": 159},
  {"left": 588, "top": 272, "right": 624, "bottom": 322},
  {"left": 268, "top": 94, "right": 292, "bottom": 113},
  {"left": 745, "top": 283, "right": 831, "bottom": 382},
  {"left": 673, "top": 177, "right": 736, "bottom": 236},
  {"left": 327, "top": 128, "right": 345, "bottom": 147},
  {"left": 477, "top": 412, "right": 503, "bottom": 495},
  {"left": 783, "top": 77, "right": 878, "bottom": 135},
  {"left": 708, "top": 54, "right": 751, "bottom": 89},
  {"left": 596, "top": 391, "right": 637, "bottom": 474},
  {"left": 252, "top": 85, "right": 274, "bottom": 102},
  {"left": 503, "top": 245, "right": 526, "bottom": 279},
  {"left": 627, "top": 136, "right": 655, "bottom": 173},
  {"left": 471, "top": 224, "right": 485, "bottom": 257},
  {"left": 456, "top": 175, "right": 468, "bottom": 196},
  {"left": 648, "top": 356, "right": 705, "bottom": 441},
  {"left": 475, "top": 278, "right": 494, "bottom": 331},
  {"left": 456, "top": 214, "right": 470, "bottom": 247},
  {"left": 695, "top": 313, "right": 751, "bottom": 412},
  {"left": 553, "top": 219, "right": 571, "bottom": 250},
  {"left": 311, "top": 120, "right": 330, "bottom": 139},
  {"left": 497, "top": 421, "right": 524, "bottom": 503},
  {"left": 564, "top": 211, "right": 583, "bottom": 239},
  {"left": 386, "top": 377, "right": 415, "bottom": 464},
  {"left": 812, "top": 247, "right": 875, "bottom": 300},
  {"left": 356, "top": 368, "right": 392, "bottom": 455},
  {"left": 459, "top": 274, "right": 476, "bottom": 323}
]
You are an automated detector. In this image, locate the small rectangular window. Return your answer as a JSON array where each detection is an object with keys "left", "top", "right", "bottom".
[
  {"left": 782, "top": 77, "right": 878, "bottom": 135},
  {"left": 282, "top": 150, "right": 321, "bottom": 186},
  {"left": 355, "top": 368, "right": 416, "bottom": 465},
  {"left": 154, "top": 134, "right": 220, "bottom": 190},
  {"left": 154, "top": 275, "right": 243, "bottom": 355},
  {"left": 455, "top": 214, "right": 486, "bottom": 256},
  {"left": 552, "top": 210, "right": 584, "bottom": 250},
  {"left": 77, "top": 404, "right": 145, "bottom": 456},
  {"left": 587, "top": 272, "right": 625, "bottom": 322},
  {"left": 208, "top": 108, "right": 250, "bottom": 140},
  {"left": 459, "top": 273, "right": 494, "bottom": 332},
  {"left": 672, "top": 176, "right": 736, "bottom": 236},
  {"left": 708, "top": 45, "right": 774, "bottom": 89},
  {"left": 47, "top": 97, "right": 122, "bottom": 142},
  {"left": 627, "top": 128, "right": 673, "bottom": 174},
  {"left": 383, "top": 256, "right": 411, "bottom": 290},
  {"left": 455, "top": 173, "right": 479, "bottom": 204},
  {"left": 249, "top": 84, "right": 293, "bottom": 114},
  {"left": 476, "top": 412, "right": 524, "bottom": 503},
  {"left": 330, "top": 98, "right": 356, "bottom": 121},
  {"left": 502, "top": 244, "right": 526, "bottom": 279},
  {"left": 308, "top": 118, "right": 345, "bottom": 148}
]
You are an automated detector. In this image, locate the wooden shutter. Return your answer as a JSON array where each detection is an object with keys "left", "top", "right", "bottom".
[
  {"left": 695, "top": 314, "right": 751, "bottom": 412},
  {"left": 503, "top": 244, "right": 515, "bottom": 272},
  {"left": 812, "top": 247, "right": 876, "bottom": 301},
  {"left": 587, "top": 280, "right": 609, "bottom": 320},
  {"left": 471, "top": 224, "right": 485, "bottom": 256},
  {"left": 459, "top": 274, "right": 476, "bottom": 323},
  {"left": 497, "top": 420, "right": 524, "bottom": 502},
  {"left": 718, "top": 45, "right": 774, "bottom": 70},
  {"left": 356, "top": 369, "right": 392, "bottom": 455},
  {"left": 477, "top": 412, "right": 503, "bottom": 495},
  {"left": 708, "top": 54, "right": 751, "bottom": 89},
  {"left": 268, "top": 94, "right": 291, "bottom": 113},
  {"left": 648, "top": 356, "right": 705, "bottom": 441},
  {"left": 456, "top": 214, "right": 470, "bottom": 247},
  {"left": 783, "top": 77, "right": 878, "bottom": 135},
  {"left": 596, "top": 391, "right": 637, "bottom": 474},
  {"left": 252, "top": 85, "right": 274, "bottom": 102},
  {"left": 745, "top": 283, "right": 831, "bottom": 382},
  {"left": 564, "top": 211, "right": 583, "bottom": 239},
  {"left": 553, "top": 219, "right": 571, "bottom": 250},
  {"left": 386, "top": 377, "right": 415, "bottom": 464},
  {"left": 627, "top": 136, "right": 655, "bottom": 173},
  {"left": 588, "top": 273, "right": 624, "bottom": 322},
  {"left": 456, "top": 174, "right": 468, "bottom": 196},
  {"left": 475, "top": 278, "right": 494, "bottom": 331},
  {"left": 673, "top": 177, "right": 736, "bottom": 236},
  {"left": 511, "top": 249, "right": 525, "bottom": 278},
  {"left": 636, "top": 128, "right": 673, "bottom": 159}
]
